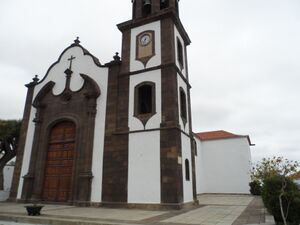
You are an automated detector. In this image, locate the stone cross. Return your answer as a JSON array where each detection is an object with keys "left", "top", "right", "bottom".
[{"left": 68, "top": 55, "right": 76, "bottom": 70}]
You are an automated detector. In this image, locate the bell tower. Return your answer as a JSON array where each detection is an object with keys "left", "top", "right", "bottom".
[
  {"left": 102, "top": 0, "right": 197, "bottom": 208},
  {"left": 132, "top": 0, "right": 179, "bottom": 19}
]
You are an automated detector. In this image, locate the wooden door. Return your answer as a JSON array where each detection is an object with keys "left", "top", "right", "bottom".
[{"left": 42, "top": 121, "right": 76, "bottom": 202}]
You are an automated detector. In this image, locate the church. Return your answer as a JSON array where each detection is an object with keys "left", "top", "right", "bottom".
[{"left": 9, "top": 0, "right": 252, "bottom": 208}]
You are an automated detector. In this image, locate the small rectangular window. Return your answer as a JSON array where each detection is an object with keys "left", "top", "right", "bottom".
[
  {"left": 185, "top": 159, "right": 190, "bottom": 181},
  {"left": 180, "top": 88, "right": 187, "bottom": 123}
]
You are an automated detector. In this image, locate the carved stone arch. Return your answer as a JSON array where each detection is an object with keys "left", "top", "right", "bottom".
[
  {"left": 22, "top": 75, "right": 99, "bottom": 204},
  {"left": 46, "top": 115, "right": 78, "bottom": 131}
]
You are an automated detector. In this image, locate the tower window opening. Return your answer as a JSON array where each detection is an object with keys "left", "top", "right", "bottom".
[
  {"left": 139, "top": 85, "right": 152, "bottom": 114},
  {"left": 180, "top": 88, "right": 187, "bottom": 122},
  {"left": 143, "top": 0, "right": 152, "bottom": 17},
  {"left": 134, "top": 82, "right": 156, "bottom": 126},
  {"left": 132, "top": 0, "right": 136, "bottom": 18},
  {"left": 160, "top": 0, "right": 169, "bottom": 9},
  {"left": 135, "top": 82, "right": 155, "bottom": 115},
  {"left": 177, "top": 38, "right": 184, "bottom": 68},
  {"left": 185, "top": 159, "right": 190, "bottom": 181}
]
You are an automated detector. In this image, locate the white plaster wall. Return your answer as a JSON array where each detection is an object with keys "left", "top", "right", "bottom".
[
  {"left": 130, "top": 21, "right": 161, "bottom": 72},
  {"left": 181, "top": 133, "right": 193, "bottom": 203},
  {"left": 194, "top": 138, "right": 205, "bottom": 194},
  {"left": 177, "top": 75, "right": 189, "bottom": 134},
  {"left": 0, "top": 165, "right": 14, "bottom": 201},
  {"left": 174, "top": 26, "right": 187, "bottom": 77},
  {"left": 17, "top": 46, "right": 109, "bottom": 202},
  {"left": 196, "top": 138, "right": 251, "bottom": 194},
  {"left": 128, "top": 131, "right": 161, "bottom": 203},
  {"left": 128, "top": 70, "right": 162, "bottom": 131}
]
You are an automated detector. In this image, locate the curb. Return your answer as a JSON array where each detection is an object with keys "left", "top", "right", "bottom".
[{"left": 0, "top": 214, "right": 138, "bottom": 225}]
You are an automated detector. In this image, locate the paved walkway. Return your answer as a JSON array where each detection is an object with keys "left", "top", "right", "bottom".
[{"left": 0, "top": 195, "right": 274, "bottom": 225}]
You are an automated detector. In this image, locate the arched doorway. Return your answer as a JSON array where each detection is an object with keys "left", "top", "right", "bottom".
[{"left": 42, "top": 121, "right": 76, "bottom": 202}]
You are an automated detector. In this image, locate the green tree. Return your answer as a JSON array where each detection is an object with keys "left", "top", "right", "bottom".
[
  {"left": 0, "top": 120, "right": 21, "bottom": 190},
  {"left": 251, "top": 157, "right": 299, "bottom": 225},
  {"left": 251, "top": 157, "right": 299, "bottom": 182}
]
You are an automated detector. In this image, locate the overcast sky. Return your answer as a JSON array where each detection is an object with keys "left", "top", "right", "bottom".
[{"left": 0, "top": 0, "right": 300, "bottom": 163}]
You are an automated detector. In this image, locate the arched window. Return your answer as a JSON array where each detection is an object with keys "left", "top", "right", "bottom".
[
  {"left": 134, "top": 82, "right": 156, "bottom": 127},
  {"left": 180, "top": 88, "right": 187, "bottom": 123},
  {"left": 177, "top": 38, "right": 184, "bottom": 68},
  {"left": 137, "top": 84, "right": 152, "bottom": 114},
  {"left": 160, "top": 0, "right": 169, "bottom": 9},
  {"left": 134, "top": 82, "right": 156, "bottom": 123},
  {"left": 142, "top": 0, "right": 152, "bottom": 17},
  {"left": 185, "top": 159, "right": 190, "bottom": 181}
]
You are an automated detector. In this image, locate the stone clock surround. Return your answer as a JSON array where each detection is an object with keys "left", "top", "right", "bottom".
[{"left": 136, "top": 30, "right": 156, "bottom": 67}]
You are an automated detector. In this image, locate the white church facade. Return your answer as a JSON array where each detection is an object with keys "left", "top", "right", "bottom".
[{"left": 10, "top": 0, "right": 252, "bottom": 208}]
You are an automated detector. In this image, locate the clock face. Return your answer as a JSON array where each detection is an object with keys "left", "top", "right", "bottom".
[{"left": 140, "top": 34, "right": 151, "bottom": 46}]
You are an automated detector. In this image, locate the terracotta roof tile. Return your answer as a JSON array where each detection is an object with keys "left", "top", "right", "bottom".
[
  {"left": 194, "top": 130, "right": 254, "bottom": 146},
  {"left": 195, "top": 130, "right": 238, "bottom": 140}
]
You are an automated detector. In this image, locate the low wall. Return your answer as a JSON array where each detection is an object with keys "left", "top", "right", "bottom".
[{"left": 0, "top": 165, "right": 14, "bottom": 201}]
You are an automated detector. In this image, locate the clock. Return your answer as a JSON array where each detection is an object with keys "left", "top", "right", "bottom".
[
  {"left": 136, "top": 30, "right": 155, "bottom": 67},
  {"left": 140, "top": 34, "right": 151, "bottom": 46}
]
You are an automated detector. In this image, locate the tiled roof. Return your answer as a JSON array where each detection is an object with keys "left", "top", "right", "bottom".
[
  {"left": 195, "top": 130, "right": 238, "bottom": 140},
  {"left": 194, "top": 130, "right": 254, "bottom": 146}
]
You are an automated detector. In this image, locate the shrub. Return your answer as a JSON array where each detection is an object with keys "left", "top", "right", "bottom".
[
  {"left": 287, "top": 195, "right": 300, "bottom": 224},
  {"left": 249, "top": 180, "right": 262, "bottom": 195},
  {"left": 262, "top": 175, "right": 300, "bottom": 224}
]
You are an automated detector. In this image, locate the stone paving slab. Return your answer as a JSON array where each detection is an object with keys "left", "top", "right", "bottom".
[
  {"left": 0, "top": 215, "right": 138, "bottom": 225},
  {"left": 0, "top": 221, "right": 44, "bottom": 225},
  {"left": 0, "top": 195, "right": 273, "bottom": 225},
  {"left": 163, "top": 205, "right": 247, "bottom": 225},
  {"left": 198, "top": 195, "right": 254, "bottom": 206},
  {"left": 0, "top": 221, "right": 45, "bottom": 225},
  {"left": 0, "top": 203, "right": 165, "bottom": 221},
  {"left": 44, "top": 207, "right": 165, "bottom": 221},
  {"left": 0, "top": 203, "right": 74, "bottom": 213},
  {"left": 232, "top": 197, "right": 266, "bottom": 225}
]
